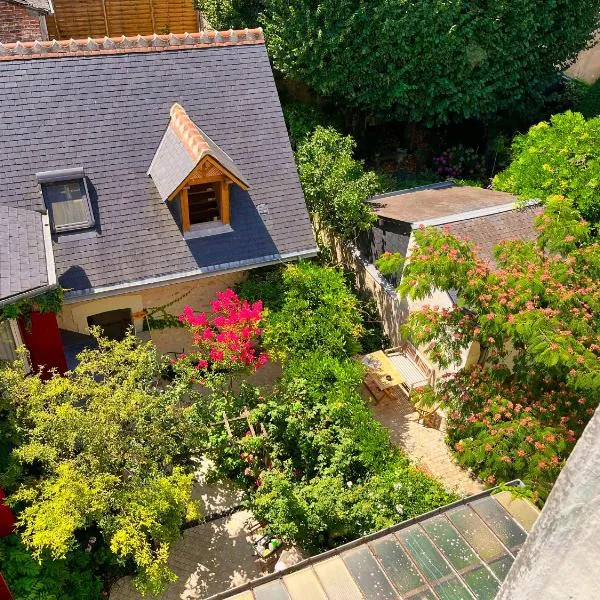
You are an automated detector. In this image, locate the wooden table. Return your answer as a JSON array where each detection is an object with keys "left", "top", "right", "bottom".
[{"left": 362, "top": 351, "right": 404, "bottom": 402}]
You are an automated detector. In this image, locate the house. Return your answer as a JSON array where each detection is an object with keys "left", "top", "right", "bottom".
[
  {"left": 46, "top": 0, "right": 200, "bottom": 41},
  {"left": 332, "top": 182, "right": 538, "bottom": 384},
  {"left": 0, "top": 0, "right": 52, "bottom": 42},
  {"left": 0, "top": 29, "right": 317, "bottom": 371}
]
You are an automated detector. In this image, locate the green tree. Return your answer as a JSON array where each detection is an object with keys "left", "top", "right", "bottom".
[
  {"left": 296, "top": 126, "right": 380, "bottom": 240},
  {"left": 195, "top": 0, "right": 264, "bottom": 29},
  {"left": 262, "top": 262, "right": 365, "bottom": 360},
  {"left": 390, "top": 197, "right": 600, "bottom": 498},
  {"left": 494, "top": 111, "right": 600, "bottom": 223},
  {"left": 0, "top": 333, "right": 199, "bottom": 596},
  {"left": 263, "top": 0, "right": 599, "bottom": 124}
]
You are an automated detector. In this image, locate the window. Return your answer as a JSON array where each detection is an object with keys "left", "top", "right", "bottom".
[
  {"left": 43, "top": 179, "right": 94, "bottom": 232},
  {"left": 188, "top": 183, "right": 221, "bottom": 224}
]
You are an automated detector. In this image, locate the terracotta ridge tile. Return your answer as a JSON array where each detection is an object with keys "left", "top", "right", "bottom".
[
  {"left": 0, "top": 28, "right": 264, "bottom": 61},
  {"left": 169, "top": 103, "right": 210, "bottom": 162}
]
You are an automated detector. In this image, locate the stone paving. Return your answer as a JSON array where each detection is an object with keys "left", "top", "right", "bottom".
[
  {"left": 368, "top": 388, "right": 484, "bottom": 497},
  {"left": 110, "top": 463, "right": 261, "bottom": 600}
]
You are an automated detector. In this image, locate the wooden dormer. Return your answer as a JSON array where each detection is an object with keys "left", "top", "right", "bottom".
[{"left": 148, "top": 103, "right": 249, "bottom": 234}]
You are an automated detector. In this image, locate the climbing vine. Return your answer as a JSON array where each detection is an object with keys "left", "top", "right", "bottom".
[{"left": 0, "top": 288, "right": 64, "bottom": 323}]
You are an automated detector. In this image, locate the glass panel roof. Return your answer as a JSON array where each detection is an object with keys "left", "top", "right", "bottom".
[
  {"left": 283, "top": 569, "right": 327, "bottom": 600},
  {"left": 470, "top": 496, "right": 527, "bottom": 551},
  {"left": 370, "top": 535, "right": 429, "bottom": 595},
  {"left": 213, "top": 489, "right": 538, "bottom": 600},
  {"left": 342, "top": 546, "right": 399, "bottom": 599}
]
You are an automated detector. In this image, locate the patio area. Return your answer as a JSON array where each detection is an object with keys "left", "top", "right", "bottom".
[
  {"left": 363, "top": 346, "right": 484, "bottom": 498},
  {"left": 368, "top": 388, "right": 484, "bottom": 497}
]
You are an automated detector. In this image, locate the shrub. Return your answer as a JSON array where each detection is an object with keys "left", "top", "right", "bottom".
[
  {"left": 0, "top": 534, "right": 106, "bottom": 600},
  {"left": 576, "top": 79, "right": 600, "bottom": 118},
  {"left": 493, "top": 111, "right": 600, "bottom": 223},
  {"left": 263, "top": 262, "right": 364, "bottom": 361},
  {"left": 433, "top": 145, "right": 486, "bottom": 180}
]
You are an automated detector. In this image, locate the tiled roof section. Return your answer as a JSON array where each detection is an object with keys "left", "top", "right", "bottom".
[
  {"left": 370, "top": 183, "right": 518, "bottom": 224},
  {"left": 8, "top": 0, "right": 52, "bottom": 14},
  {"left": 442, "top": 205, "right": 540, "bottom": 265},
  {"left": 0, "top": 42, "right": 316, "bottom": 294},
  {"left": 209, "top": 486, "right": 539, "bottom": 600},
  {"left": 0, "top": 28, "right": 264, "bottom": 60},
  {"left": 149, "top": 103, "right": 249, "bottom": 202},
  {"left": 0, "top": 205, "right": 53, "bottom": 305}
]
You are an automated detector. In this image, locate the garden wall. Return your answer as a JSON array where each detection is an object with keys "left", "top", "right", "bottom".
[{"left": 58, "top": 271, "right": 243, "bottom": 355}]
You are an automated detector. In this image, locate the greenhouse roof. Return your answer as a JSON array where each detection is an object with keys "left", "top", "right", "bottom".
[{"left": 208, "top": 484, "right": 539, "bottom": 600}]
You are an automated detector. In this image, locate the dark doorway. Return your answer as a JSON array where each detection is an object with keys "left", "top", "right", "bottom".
[{"left": 87, "top": 308, "right": 132, "bottom": 341}]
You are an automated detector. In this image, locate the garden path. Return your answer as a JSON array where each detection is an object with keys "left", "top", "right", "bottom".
[
  {"left": 110, "top": 463, "right": 261, "bottom": 600},
  {"left": 368, "top": 388, "right": 484, "bottom": 497}
]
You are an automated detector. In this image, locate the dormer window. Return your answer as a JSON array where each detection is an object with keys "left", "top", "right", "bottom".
[
  {"left": 37, "top": 168, "right": 94, "bottom": 233},
  {"left": 148, "top": 103, "right": 248, "bottom": 238}
]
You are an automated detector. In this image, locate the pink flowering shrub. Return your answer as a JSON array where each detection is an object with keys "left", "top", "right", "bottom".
[
  {"left": 178, "top": 289, "right": 268, "bottom": 372},
  {"left": 399, "top": 196, "right": 599, "bottom": 499}
]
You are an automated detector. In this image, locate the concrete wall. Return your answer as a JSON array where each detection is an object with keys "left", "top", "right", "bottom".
[
  {"left": 58, "top": 271, "right": 244, "bottom": 355},
  {"left": 566, "top": 33, "right": 600, "bottom": 84},
  {"left": 328, "top": 231, "right": 476, "bottom": 375},
  {"left": 0, "top": 0, "right": 46, "bottom": 42},
  {"left": 496, "top": 405, "right": 600, "bottom": 600}
]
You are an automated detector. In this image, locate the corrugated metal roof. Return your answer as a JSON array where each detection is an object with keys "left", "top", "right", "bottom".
[{"left": 209, "top": 485, "right": 539, "bottom": 600}]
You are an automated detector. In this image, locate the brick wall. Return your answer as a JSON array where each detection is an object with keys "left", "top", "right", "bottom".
[{"left": 0, "top": 1, "right": 45, "bottom": 43}]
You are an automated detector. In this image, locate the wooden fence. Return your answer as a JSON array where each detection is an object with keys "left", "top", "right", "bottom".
[{"left": 47, "top": 0, "right": 199, "bottom": 40}]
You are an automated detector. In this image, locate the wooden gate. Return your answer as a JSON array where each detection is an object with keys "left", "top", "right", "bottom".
[{"left": 47, "top": 0, "right": 199, "bottom": 40}]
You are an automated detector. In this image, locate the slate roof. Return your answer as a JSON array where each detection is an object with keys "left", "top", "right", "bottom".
[
  {"left": 0, "top": 205, "right": 55, "bottom": 306},
  {"left": 149, "top": 103, "right": 248, "bottom": 202},
  {"left": 443, "top": 205, "right": 541, "bottom": 265},
  {"left": 7, "top": 0, "right": 52, "bottom": 14},
  {"left": 208, "top": 486, "right": 539, "bottom": 600},
  {"left": 0, "top": 30, "right": 316, "bottom": 298}
]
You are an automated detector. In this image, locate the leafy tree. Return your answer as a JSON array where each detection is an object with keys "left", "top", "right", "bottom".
[
  {"left": 263, "top": 0, "right": 599, "bottom": 124},
  {"left": 195, "top": 0, "right": 264, "bottom": 29},
  {"left": 296, "top": 126, "right": 381, "bottom": 240},
  {"left": 0, "top": 534, "right": 107, "bottom": 600},
  {"left": 392, "top": 196, "right": 600, "bottom": 498},
  {"left": 0, "top": 333, "right": 199, "bottom": 596},
  {"left": 576, "top": 80, "right": 600, "bottom": 119},
  {"left": 494, "top": 111, "right": 600, "bottom": 223},
  {"left": 262, "top": 262, "right": 364, "bottom": 360}
]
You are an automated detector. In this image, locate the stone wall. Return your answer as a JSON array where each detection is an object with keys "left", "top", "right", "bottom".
[
  {"left": 0, "top": 1, "right": 46, "bottom": 42},
  {"left": 58, "top": 271, "right": 244, "bottom": 355}
]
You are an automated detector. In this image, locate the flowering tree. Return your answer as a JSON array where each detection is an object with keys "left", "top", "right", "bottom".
[
  {"left": 385, "top": 196, "right": 600, "bottom": 498},
  {"left": 178, "top": 289, "right": 268, "bottom": 373}
]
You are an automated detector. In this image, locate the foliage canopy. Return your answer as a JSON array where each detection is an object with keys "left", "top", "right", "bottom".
[
  {"left": 263, "top": 0, "right": 599, "bottom": 124},
  {"left": 296, "top": 126, "right": 380, "bottom": 240},
  {"left": 0, "top": 333, "right": 199, "bottom": 596},
  {"left": 494, "top": 111, "right": 600, "bottom": 224},
  {"left": 394, "top": 197, "right": 600, "bottom": 498}
]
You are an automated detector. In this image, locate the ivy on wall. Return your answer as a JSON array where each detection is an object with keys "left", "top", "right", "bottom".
[
  {"left": 141, "top": 288, "right": 193, "bottom": 331},
  {"left": 0, "top": 288, "right": 64, "bottom": 324}
]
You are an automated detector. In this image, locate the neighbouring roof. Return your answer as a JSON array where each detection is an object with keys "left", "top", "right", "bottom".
[
  {"left": 0, "top": 30, "right": 316, "bottom": 297},
  {"left": 6, "top": 0, "right": 53, "bottom": 15},
  {"left": 209, "top": 486, "right": 539, "bottom": 600},
  {"left": 0, "top": 205, "right": 56, "bottom": 306},
  {"left": 149, "top": 103, "right": 248, "bottom": 202},
  {"left": 369, "top": 183, "right": 518, "bottom": 224},
  {"left": 444, "top": 205, "right": 541, "bottom": 265}
]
